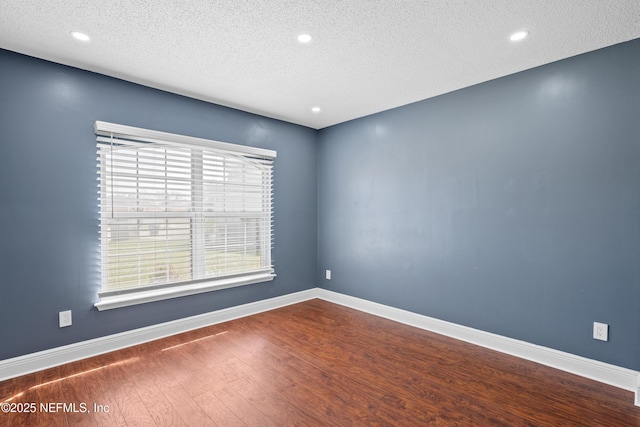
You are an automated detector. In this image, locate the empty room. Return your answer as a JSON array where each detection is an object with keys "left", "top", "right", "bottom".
[{"left": 1, "top": 1, "right": 639, "bottom": 425}]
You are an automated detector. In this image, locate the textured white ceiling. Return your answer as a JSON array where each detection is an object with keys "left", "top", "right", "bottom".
[{"left": 1, "top": 1, "right": 638, "bottom": 129}]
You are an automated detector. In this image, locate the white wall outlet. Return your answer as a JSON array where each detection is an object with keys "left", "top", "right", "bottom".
[
  {"left": 593, "top": 322, "right": 608, "bottom": 341},
  {"left": 325, "top": 269, "right": 331, "bottom": 280},
  {"left": 59, "top": 310, "right": 72, "bottom": 328}
]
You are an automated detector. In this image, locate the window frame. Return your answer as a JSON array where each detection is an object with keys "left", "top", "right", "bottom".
[{"left": 94, "top": 121, "right": 276, "bottom": 311}]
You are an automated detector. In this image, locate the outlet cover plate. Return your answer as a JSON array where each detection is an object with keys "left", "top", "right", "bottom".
[
  {"left": 593, "top": 322, "right": 608, "bottom": 341},
  {"left": 59, "top": 310, "right": 72, "bottom": 328}
]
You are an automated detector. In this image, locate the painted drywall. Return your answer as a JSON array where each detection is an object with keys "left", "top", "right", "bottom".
[
  {"left": 317, "top": 39, "right": 640, "bottom": 370},
  {"left": 0, "top": 49, "right": 317, "bottom": 360}
]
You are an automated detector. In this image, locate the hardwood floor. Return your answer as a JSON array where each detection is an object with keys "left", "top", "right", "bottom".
[{"left": 1, "top": 299, "right": 639, "bottom": 426}]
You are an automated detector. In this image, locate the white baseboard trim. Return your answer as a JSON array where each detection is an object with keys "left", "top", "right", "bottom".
[
  {"left": 2, "top": 287, "right": 638, "bottom": 406},
  {"left": 0, "top": 288, "right": 318, "bottom": 382},
  {"left": 316, "top": 289, "right": 640, "bottom": 406}
]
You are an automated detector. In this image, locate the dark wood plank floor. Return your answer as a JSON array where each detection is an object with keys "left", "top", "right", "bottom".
[{"left": 1, "top": 299, "right": 639, "bottom": 426}]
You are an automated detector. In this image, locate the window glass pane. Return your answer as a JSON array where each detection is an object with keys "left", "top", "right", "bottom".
[
  {"left": 104, "top": 217, "right": 192, "bottom": 290},
  {"left": 203, "top": 217, "right": 263, "bottom": 277}
]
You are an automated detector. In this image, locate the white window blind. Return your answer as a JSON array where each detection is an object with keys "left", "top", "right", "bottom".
[{"left": 95, "top": 121, "right": 275, "bottom": 309}]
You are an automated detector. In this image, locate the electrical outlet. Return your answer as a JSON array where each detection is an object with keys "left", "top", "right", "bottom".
[
  {"left": 593, "top": 322, "right": 608, "bottom": 341},
  {"left": 59, "top": 310, "right": 72, "bottom": 328},
  {"left": 325, "top": 269, "right": 331, "bottom": 280}
]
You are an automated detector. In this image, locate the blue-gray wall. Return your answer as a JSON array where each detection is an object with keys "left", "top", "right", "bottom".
[
  {"left": 318, "top": 39, "right": 640, "bottom": 370},
  {"left": 0, "top": 49, "right": 317, "bottom": 360}
]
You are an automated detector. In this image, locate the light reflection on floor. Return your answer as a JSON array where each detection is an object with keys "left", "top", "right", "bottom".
[{"left": 161, "top": 331, "right": 229, "bottom": 351}]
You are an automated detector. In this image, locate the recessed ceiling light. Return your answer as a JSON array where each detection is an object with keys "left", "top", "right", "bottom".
[
  {"left": 510, "top": 30, "right": 529, "bottom": 42},
  {"left": 311, "top": 106, "right": 321, "bottom": 113},
  {"left": 70, "top": 31, "right": 90, "bottom": 42},
  {"left": 297, "top": 34, "right": 312, "bottom": 43}
]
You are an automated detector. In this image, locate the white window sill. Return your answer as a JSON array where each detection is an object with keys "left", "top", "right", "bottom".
[{"left": 94, "top": 272, "right": 275, "bottom": 311}]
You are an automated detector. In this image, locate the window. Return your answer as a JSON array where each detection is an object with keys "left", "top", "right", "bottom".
[{"left": 94, "top": 121, "right": 276, "bottom": 310}]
